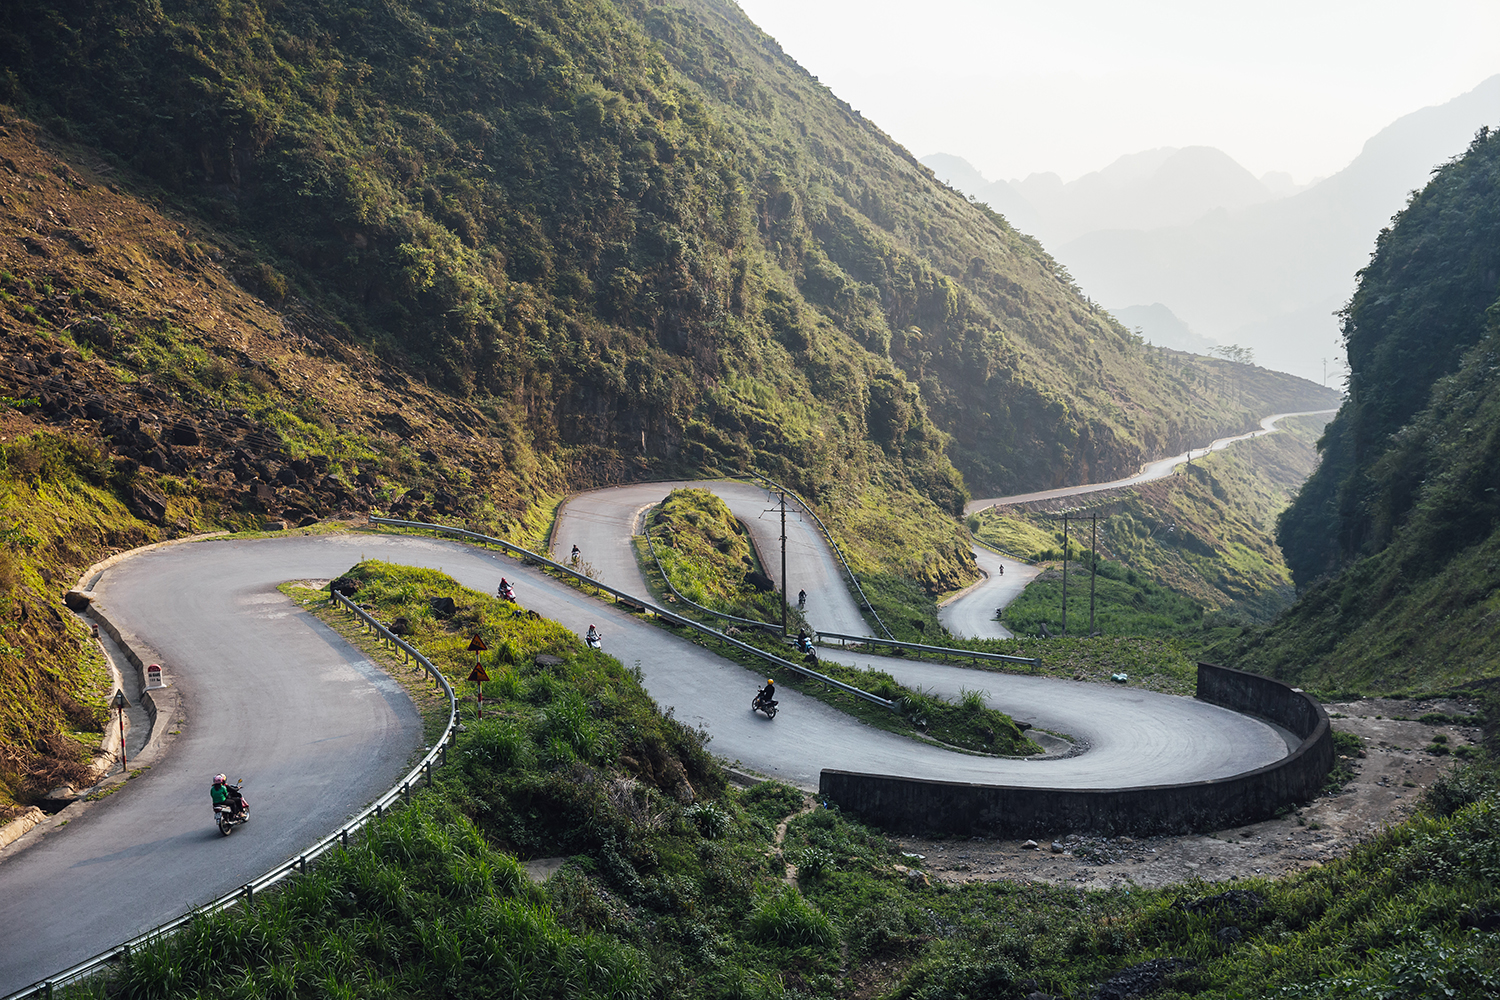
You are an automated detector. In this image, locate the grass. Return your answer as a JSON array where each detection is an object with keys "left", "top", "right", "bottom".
[
  {"left": 1003, "top": 558, "right": 1207, "bottom": 638},
  {"left": 0, "top": 431, "right": 156, "bottom": 818},
  {"left": 646, "top": 488, "right": 783, "bottom": 623}
]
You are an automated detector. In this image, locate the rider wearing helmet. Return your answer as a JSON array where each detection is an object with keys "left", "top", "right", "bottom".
[
  {"left": 757, "top": 678, "right": 776, "bottom": 707},
  {"left": 211, "top": 774, "right": 244, "bottom": 817},
  {"left": 585, "top": 624, "right": 600, "bottom": 644}
]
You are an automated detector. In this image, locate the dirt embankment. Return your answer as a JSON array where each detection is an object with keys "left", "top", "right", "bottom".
[{"left": 900, "top": 697, "right": 1481, "bottom": 889}]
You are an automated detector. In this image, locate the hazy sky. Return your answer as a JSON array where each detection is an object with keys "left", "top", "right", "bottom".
[{"left": 734, "top": 0, "right": 1500, "bottom": 184}]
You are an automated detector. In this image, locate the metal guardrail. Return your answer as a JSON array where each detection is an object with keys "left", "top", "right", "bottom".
[
  {"left": 6, "top": 592, "right": 459, "bottom": 1000},
  {"left": 368, "top": 517, "right": 895, "bottom": 710},
  {"left": 817, "top": 631, "right": 1040, "bottom": 669},
  {"left": 748, "top": 473, "right": 895, "bottom": 640},
  {"left": 641, "top": 506, "right": 784, "bottom": 633}
]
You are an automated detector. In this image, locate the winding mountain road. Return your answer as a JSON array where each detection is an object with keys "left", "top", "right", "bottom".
[
  {"left": 941, "top": 410, "right": 1338, "bottom": 639},
  {"left": 0, "top": 421, "right": 1324, "bottom": 991}
]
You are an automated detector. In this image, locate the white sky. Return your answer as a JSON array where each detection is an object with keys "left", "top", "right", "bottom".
[{"left": 733, "top": 0, "right": 1500, "bottom": 184}]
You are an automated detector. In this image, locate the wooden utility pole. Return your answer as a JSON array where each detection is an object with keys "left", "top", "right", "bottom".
[
  {"left": 779, "top": 490, "right": 788, "bottom": 637},
  {"left": 1060, "top": 515, "right": 1068, "bottom": 636},
  {"left": 1089, "top": 514, "right": 1098, "bottom": 637}
]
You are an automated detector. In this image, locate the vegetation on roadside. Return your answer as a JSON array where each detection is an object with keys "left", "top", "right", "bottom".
[
  {"left": 84, "top": 574, "right": 1500, "bottom": 1000},
  {"left": 0, "top": 431, "right": 148, "bottom": 819},
  {"left": 647, "top": 488, "right": 782, "bottom": 623},
  {"left": 1003, "top": 560, "right": 1207, "bottom": 639}
]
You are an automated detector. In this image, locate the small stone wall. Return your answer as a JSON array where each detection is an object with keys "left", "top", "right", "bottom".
[{"left": 820, "top": 663, "right": 1333, "bottom": 838}]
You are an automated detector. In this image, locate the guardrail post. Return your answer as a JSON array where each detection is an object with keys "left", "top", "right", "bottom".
[
  {"left": 340, "top": 829, "right": 348, "bottom": 849},
  {"left": 242, "top": 884, "right": 253, "bottom": 904}
]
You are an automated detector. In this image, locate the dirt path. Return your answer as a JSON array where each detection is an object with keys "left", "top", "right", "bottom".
[
  {"left": 777, "top": 798, "right": 817, "bottom": 886},
  {"left": 899, "top": 696, "right": 1481, "bottom": 889}
]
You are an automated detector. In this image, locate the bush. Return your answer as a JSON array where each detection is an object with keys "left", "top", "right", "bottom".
[
  {"left": 795, "top": 846, "right": 834, "bottom": 879},
  {"left": 746, "top": 887, "right": 836, "bottom": 948},
  {"left": 686, "top": 801, "right": 730, "bottom": 839}
]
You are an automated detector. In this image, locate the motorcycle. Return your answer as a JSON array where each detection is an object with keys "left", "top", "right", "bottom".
[
  {"left": 585, "top": 630, "right": 603, "bottom": 650},
  {"left": 751, "top": 690, "right": 778, "bottom": 720},
  {"left": 498, "top": 581, "right": 516, "bottom": 601},
  {"left": 213, "top": 781, "right": 250, "bottom": 836}
]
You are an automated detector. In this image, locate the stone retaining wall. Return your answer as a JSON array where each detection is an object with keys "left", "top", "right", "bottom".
[{"left": 820, "top": 663, "right": 1333, "bottom": 837}]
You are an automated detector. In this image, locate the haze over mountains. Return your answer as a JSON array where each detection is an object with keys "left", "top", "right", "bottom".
[{"left": 923, "top": 74, "right": 1500, "bottom": 381}]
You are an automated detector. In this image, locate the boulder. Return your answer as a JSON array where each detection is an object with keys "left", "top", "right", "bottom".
[
  {"left": 63, "top": 590, "right": 93, "bottom": 611},
  {"left": 170, "top": 419, "right": 200, "bottom": 446},
  {"left": 128, "top": 485, "right": 169, "bottom": 524}
]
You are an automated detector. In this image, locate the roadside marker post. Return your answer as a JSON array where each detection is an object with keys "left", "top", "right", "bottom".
[
  {"left": 467, "top": 635, "right": 489, "bottom": 718},
  {"left": 111, "top": 689, "right": 130, "bottom": 773}
]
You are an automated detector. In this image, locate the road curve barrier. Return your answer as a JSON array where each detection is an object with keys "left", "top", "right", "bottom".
[
  {"left": 820, "top": 662, "right": 1334, "bottom": 839},
  {"left": 367, "top": 517, "right": 895, "bottom": 710},
  {"left": 816, "top": 631, "right": 1040, "bottom": 670},
  {"left": 6, "top": 592, "right": 458, "bottom": 1000}
]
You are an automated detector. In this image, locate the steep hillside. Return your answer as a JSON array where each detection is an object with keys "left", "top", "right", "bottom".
[
  {"left": 1215, "top": 126, "right": 1500, "bottom": 694},
  {"left": 1, "top": 0, "right": 1326, "bottom": 505}
]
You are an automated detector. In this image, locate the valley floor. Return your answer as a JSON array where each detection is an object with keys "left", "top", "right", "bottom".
[{"left": 898, "top": 695, "right": 1481, "bottom": 889}]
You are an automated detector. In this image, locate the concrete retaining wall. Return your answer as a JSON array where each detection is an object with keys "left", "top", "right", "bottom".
[{"left": 820, "top": 663, "right": 1333, "bottom": 838}]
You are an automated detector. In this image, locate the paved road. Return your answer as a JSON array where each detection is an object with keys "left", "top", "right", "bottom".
[
  {"left": 0, "top": 535, "right": 425, "bottom": 993},
  {"left": 0, "top": 476, "right": 1296, "bottom": 990},
  {"left": 939, "top": 544, "right": 1039, "bottom": 640},
  {"left": 554, "top": 481, "right": 870, "bottom": 636},
  {"left": 944, "top": 409, "right": 1339, "bottom": 639}
]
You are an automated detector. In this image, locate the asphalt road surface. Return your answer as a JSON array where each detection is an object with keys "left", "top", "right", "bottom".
[
  {"left": 554, "top": 480, "right": 870, "bottom": 637},
  {"left": 1, "top": 492, "right": 1293, "bottom": 991},
  {"left": 944, "top": 410, "right": 1339, "bottom": 639}
]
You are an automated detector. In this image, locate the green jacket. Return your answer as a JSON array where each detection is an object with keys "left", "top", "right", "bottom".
[{"left": 211, "top": 783, "right": 230, "bottom": 805}]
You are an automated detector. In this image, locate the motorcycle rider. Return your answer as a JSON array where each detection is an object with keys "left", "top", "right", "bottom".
[
  {"left": 796, "top": 629, "right": 814, "bottom": 654},
  {"left": 211, "top": 774, "right": 244, "bottom": 818},
  {"left": 755, "top": 678, "right": 776, "bottom": 709},
  {"left": 498, "top": 578, "right": 514, "bottom": 599},
  {"left": 585, "top": 624, "right": 600, "bottom": 647}
]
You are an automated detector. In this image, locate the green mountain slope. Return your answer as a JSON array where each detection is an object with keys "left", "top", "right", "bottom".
[
  {"left": 2, "top": 0, "right": 1330, "bottom": 509},
  {"left": 1221, "top": 127, "right": 1500, "bottom": 693}
]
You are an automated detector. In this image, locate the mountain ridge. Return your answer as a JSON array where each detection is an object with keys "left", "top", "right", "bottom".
[{"left": 926, "top": 75, "right": 1500, "bottom": 381}]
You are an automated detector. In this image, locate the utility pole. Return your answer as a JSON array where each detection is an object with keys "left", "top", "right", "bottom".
[
  {"left": 1060, "top": 515, "right": 1068, "bottom": 636},
  {"left": 1089, "top": 514, "right": 1097, "bottom": 637},
  {"left": 763, "top": 487, "right": 790, "bottom": 636},
  {"left": 780, "top": 489, "right": 788, "bottom": 637}
]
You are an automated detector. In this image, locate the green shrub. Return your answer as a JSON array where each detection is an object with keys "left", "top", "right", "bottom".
[
  {"left": 795, "top": 846, "right": 834, "bottom": 879},
  {"left": 686, "top": 801, "right": 730, "bottom": 839},
  {"left": 746, "top": 887, "right": 836, "bottom": 948}
]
